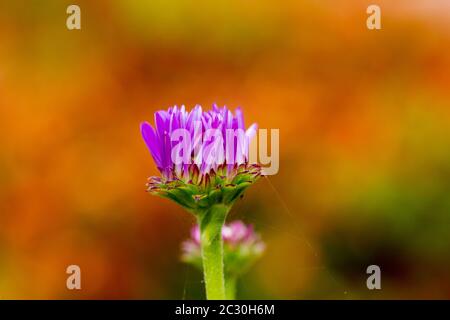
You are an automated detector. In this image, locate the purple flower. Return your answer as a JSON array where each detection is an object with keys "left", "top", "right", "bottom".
[
  {"left": 188, "top": 221, "right": 259, "bottom": 246},
  {"left": 141, "top": 105, "right": 262, "bottom": 212},
  {"left": 182, "top": 220, "right": 265, "bottom": 275},
  {"left": 222, "top": 221, "right": 256, "bottom": 245},
  {"left": 141, "top": 104, "right": 257, "bottom": 180}
]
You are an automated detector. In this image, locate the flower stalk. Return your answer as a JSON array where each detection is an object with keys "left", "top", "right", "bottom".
[
  {"left": 225, "top": 275, "right": 237, "bottom": 300},
  {"left": 198, "top": 204, "right": 230, "bottom": 299}
]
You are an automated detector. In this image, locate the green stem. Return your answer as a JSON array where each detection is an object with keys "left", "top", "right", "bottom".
[
  {"left": 198, "top": 204, "right": 229, "bottom": 300},
  {"left": 225, "top": 275, "right": 237, "bottom": 300}
]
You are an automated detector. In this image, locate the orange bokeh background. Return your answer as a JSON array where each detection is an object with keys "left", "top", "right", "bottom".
[{"left": 0, "top": 1, "right": 449, "bottom": 298}]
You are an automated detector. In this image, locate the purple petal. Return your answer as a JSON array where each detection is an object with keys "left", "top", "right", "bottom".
[
  {"left": 191, "top": 225, "right": 201, "bottom": 244},
  {"left": 140, "top": 122, "right": 162, "bottom": 168},
  {"left": 235, "top": 107, "right": 245, "bottom": 130}
]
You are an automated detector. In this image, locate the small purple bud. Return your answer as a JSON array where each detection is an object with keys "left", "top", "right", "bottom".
[{"left": 181, "top": 220, "right": 265, "bottom": 275}]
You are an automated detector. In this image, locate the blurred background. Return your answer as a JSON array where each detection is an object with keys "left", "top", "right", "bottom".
[{"left": 0, "top": 0, "right": 449, "bottom": 299}]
